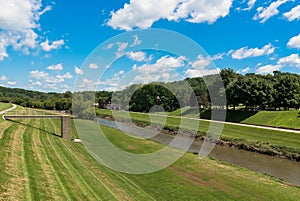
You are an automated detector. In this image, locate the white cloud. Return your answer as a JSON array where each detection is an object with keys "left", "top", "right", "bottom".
[
  {"left": 256, "top": 54, "right": 300, "bottom": 74},
  {"left": 185, "top": 68, "right": 220, "bottom": 78},
  {"left": 75, "top": 66, "right": 83, "bottom": 75},
  {"left": 287, "top": 33, "right": 300, "bottom": 49},
  {"left": 191, "top": 55, "right": 211, "bottom": 69},
  {"left": 278, "top": 54, "right": 300, "bottom": 67},
  {"left": 30, "top": 80, "right": 42, "bottom": 86},
  {"left": 283, "top": 5, "right": 300, "bottom": 21},
  {"left": 47, "top": 63, "right": 63, "bottom": 70},
  {"left": 89, "top": 63, "right": 98, "bottom": 69},
  {"left": 253, "top": 0, "right": 288, "bottom": 23},
  {"left": 244, "top": 0, "right": 257, "bottom": 11},
  {"left": 237, "top": 67, "right": 251, "bottom": 74},
  {"left": 40, "top": 39, "right": 64, "bottom": 52},
  {"left": 137, "top": 56, "right": 185, "bottom": 74},
  {"left": 118, "top": 70, "right": 125, "bottom": 75},
  {"left": 256, "top": 64, "right": 282, "bottom": 74},
  {"left": 130, "top": 34, "right": 142, "bottom": 47},
  {"left": 0, "top": 0, "right": 48, "bottom": 61},
  {"left": 0, "top": 75, "right": 7, "bottom": 81},
  {"left": 29, "top": 70, "right": 49, "bottom": 79},
  {"left": 131, "top": 55, "right": 185, "bottom": 83},
  {"left": 56, "top": 72, "right": 73, "bottom": 79},
  {"left": 126, "top": 51, "right": 149, "bottom": 62},
  {"left": 107, "top": 0, "right": 233, "bottom": 30},
  {"left": 230, "top": 44, "right": 275, "bottom": 59},
  {"left": 7, "top": 81, "right": 16, "bottom": 85}
]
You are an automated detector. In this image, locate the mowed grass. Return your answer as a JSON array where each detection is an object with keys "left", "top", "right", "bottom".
[
  {"left": 0, "top": 102, "right": 12, "bottom": 112},
  {"left": 168, "top": 107, "right": 300, "bottom": 130},
  {"left": 0, "top": 110, "right": 299, "bottom": 200},
  {"left": 239, "top": 110, "right": 300, "bottom": 129},
  {"left": 96, "top": 109, "right": 300, "bottom": 158}
]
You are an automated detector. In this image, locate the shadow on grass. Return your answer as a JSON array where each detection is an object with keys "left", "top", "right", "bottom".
[
  {"left": 200, "top": 109, "right": 258, "bottom": 122},
  {"left": 7, "top": 119, "right": 61, "bottom": 137}
]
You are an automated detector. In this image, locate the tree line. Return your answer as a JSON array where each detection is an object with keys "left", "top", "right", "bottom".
[{"left": 1, "top": 69, "right": 300, "bottom": 114}]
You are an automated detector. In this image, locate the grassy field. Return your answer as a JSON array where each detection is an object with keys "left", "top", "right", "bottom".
[
  {"left": 168, "top": 108, "right": 300, "bottom": 129},
  {"left": 0, "top": 113, "right": 299, "bottom": 200},
  {"left": 0, "top": 102, "right": 12, "bottom": 112},
  {"left": 96, "top": 109, "right": 300, "bottom": 160},
  {"left": 0, "top": 104, "right": 299, "bottom": 200}
]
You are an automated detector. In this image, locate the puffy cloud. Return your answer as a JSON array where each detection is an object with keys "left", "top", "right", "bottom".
[
  {"left": 56, "top": 72, "right": 73, "bottom": 79},
  {"left": 126, "top": 51, "right": 149, "bottom": 62},
  {"left": 40, "top": 39, "right": 64, "bottom": 52},
  {"left": 185, "top": 68, "right": 220, "bottom": 78},
  {"left": 278, "top": 54, "right": 300, "bottom": 67},
  {"left": 0, "top": 75, "right": 7, "bottom": 81},
  {"left": 0, "top": 0, "right": 49, "bottom": 61},
  {"left": 237, "top": 67, "right": 251, "bottom": 74},
  {"left": 47, "top": 63, "right": 63, "bottom": 70},
  {"left": 244, "top": 0, "right": 257, "bottom": 11},
  {"left": 256, "top": 54, "right": 300, "bottom": 74},
  {"left": 230, "top": 44, "right": 275, "bottom": 59},
  {"left": 7, "top": 81, "right": 16, "bottom": 85},
  {"left": 107, "top": 0, "right": 233, "bottom": 30},
  {"left": 191, "top": 55, "right": 211, "bottom": 69},
  {"left": 89, "top": 63, "right": 98, "bottom": 69},
  {"left": 132, "top": 55, "right": 185, "bottom": 83},
  {"left": 283, "top": 5, "right": 300, "bottom": 21},
  {"left": 253, "top": 0, "right": 288, "bottom": 23},
  {"left": 256, "top": 64, "right": 282, "bottom": 74},
  {"left": 29, "top": 70, "right": 49, "bottom": 79},
  {"left": 130, "top": 34, "right": 142, "bottom": 47},
  {"left": 287, "top": 33, "right": 300, "bottom": 49},
  {"left": 75, "top": 66, "right": 83, "bottom": 75}
]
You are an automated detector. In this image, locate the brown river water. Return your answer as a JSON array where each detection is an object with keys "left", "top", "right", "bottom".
[{"left": 98, "top": 118, "right": 300, "bottom": 187}]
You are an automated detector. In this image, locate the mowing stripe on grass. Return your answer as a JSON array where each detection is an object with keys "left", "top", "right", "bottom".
[{"left": 43, "top": 119, "right": 104, "bottom": 200}]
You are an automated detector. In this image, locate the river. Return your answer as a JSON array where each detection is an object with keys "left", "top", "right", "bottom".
[{"left": 97, "top": 118, "right": 300, "bottom": 187}]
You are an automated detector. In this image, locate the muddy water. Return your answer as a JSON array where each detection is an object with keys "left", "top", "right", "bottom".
[{"left": 98, "top": 118, "right": 300, "bottom": 187}]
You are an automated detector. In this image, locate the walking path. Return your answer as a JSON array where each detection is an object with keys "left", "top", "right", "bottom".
[{"left": 0, "top": 104, "right": 17, "bottom": 119}]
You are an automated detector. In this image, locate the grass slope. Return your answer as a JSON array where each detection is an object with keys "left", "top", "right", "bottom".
[
  {"left": 0, "top": 102, "right": 12, "bottom": 112},
  {"left": 96, "top": 109, "right": 300, "bottom": 160},
  {"left": 169, "top": 107, "right": 300, "bottom": 130},
  {"left": 0, "top": 108, "right": 299, "bottom": 200}
]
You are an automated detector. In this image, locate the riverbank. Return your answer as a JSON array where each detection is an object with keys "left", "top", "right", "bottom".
[
  {"left": 98, "top": 117, "right": 300, "bottom": 186},
  {"left": 96, "top": 109, "right": 300, "bottom": 161}
]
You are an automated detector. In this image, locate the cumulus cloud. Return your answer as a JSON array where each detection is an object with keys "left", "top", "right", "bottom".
[
  {"left": 89, "top": 63, "right": 98, "bottom": 69},
  {"left": 256, "top": 54, "right": 300, "bottom": 74},
  {"left": 278, "top": 54, "right": 300, "bottom": 67},
  {"left": 56, "top": 72, "right": 73, "bottom": 79},
  {"left": 40, "top": 39, "right": 65, "bottom": 52},
  {"left": 0, "top": 75, "right": 7, "bottom": 81},
  {"left": 107, "top": 0, "right": 233, "bottom": 30},
  {"left": 256, "top": 64, "right": 282, "bottom": 74},
  {"left": 0, "top": 0, "right": 49, "bottom": 61},
  {"left": 47, "top": 63, "right": 63, "bottom": 70},
  {"left": 185, "top": 68, "right": 220, "bottom": 78},
  {"left": 132, "top": 55, "right": 185, "bottom": 83},
  {"left": 75, "top": 66, "right": 83, "bottom": 75},
  {"left": 7, "top": 81, "right": 17, "bottom": 85},
  {"left": 126, "top": 51, "right": 150, "bottom": 62},
  {"left": 230, "top": 44, "right": 275, "bottom": 59},
  {"left": 287, "top": 33, "right": 300, "bottom": 49},
  {"left": 237, "top": 67, "right": 251, "bottom": 74},
  {"left": 130, "top": 34, "right": 142, "bottom": 47},
  {"left": 253, "top": 0, "right": 288, "bottom": 23},
  {"left": 244, "top": 0, "right": 257, "bottom": 11},
  {"left": 283, "top": 5, "right": 300, "bottom": 21},
  {"left": 29, "top": 70, "right": 49, "bottom": 79}
]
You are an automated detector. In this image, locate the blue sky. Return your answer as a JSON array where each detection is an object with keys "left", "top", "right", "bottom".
[{"left": 0, "top": 0, "right": 300, "bottom": 92}]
